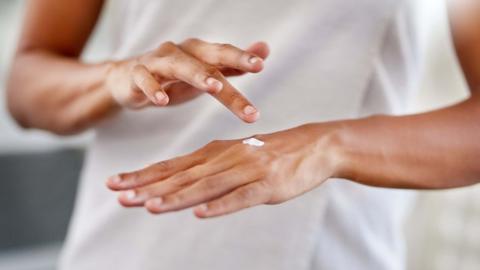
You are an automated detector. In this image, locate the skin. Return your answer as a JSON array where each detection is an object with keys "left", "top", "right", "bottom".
[
  {"left": 8, "top": 0, "right": 480, "bottom": 219},
  {"left": 7, "top": 0, "right": 269, "bottom": 135}
]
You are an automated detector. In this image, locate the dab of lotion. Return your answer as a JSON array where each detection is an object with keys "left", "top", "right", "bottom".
[{"left": 242, "top": 137, "right": 265, "bottom": 147}]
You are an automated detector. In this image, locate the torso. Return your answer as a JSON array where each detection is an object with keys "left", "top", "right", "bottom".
[{"left": 60, "top": 1, "right": 417, "bottom": 269}]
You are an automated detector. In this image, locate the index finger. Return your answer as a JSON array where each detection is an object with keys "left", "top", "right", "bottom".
[{"left": 212, "top": 74, "right": 260, "bottom": 123}]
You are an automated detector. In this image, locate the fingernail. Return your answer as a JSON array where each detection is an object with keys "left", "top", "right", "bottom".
[
  {"left": 248, "top": 56, "right": 262, "bottom": 65},
  {"left": 108, "top": 175, "right": 122, "bottom": 184},
  {"left": 123, "top": 190, "right": 137, "bottom": 200},
  {"left": 243, "top": 105, "right": 258, "bottom": 115},
  {"left": 155, "top": 92, "right": 168, "bottom": 104},
  {"left": 205, "top": 77, "right": 223, "bottom": 93}
]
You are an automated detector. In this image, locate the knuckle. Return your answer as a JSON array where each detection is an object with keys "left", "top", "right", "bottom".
[
  {"left": 225, "top": 90, "right": 243, "bottom": 104},
  {"left": 238, "top": 186, "right": 257, "bottom": 201},
  {"left": 216, "top": 43, "right": 234, "bottom": 53},
  {"left": 252, "top": 134, "right": 266, "bottom": 141},
  {"left": 136, "top": 56, "right": 154, "bottom": 71},
  {"left": 263, "top": 179, "right": 286, "bottom": 204},
  {"left": 182, "top": 38, "right": 201, "bottom": 46},
  {"left": 207, "top": 139, "right": 223, "bottom": 147},
  {"left": 166, "top": 194, "right": 181, "bottom": 206},
  {"left": 158, "top": 41, "right": 177, "bottom": 52},
  {"left": 139, "top": 189, "right": 152, "bottom": 198},
  {"left": 154, "top": 160, "right": 171, "bottom": 171},
  {"left": 129, "top": 172, "right": 144, "bottom": 184},
  {"left": 171, "top": 171, "right": 192, "bottom": 186},
  {"left": 201, "top": 140, "right": 222, "bottom": 155},
  {"left": 151, "top": 55, "right": 177, "bottom": 78},
  {"left": 251, "top": 163, "right": 269, "bottom": 178},
  {"left": 231, "top": 143, "right": 249, "bottom": 154},
  {"left": 204, "top": 65, "right": 221, "bottom": 77},
  {"left": 132, "top": 64, "right": 144, "bottom": 74},
  {"left": 134, "top": 75, "right": 148, "bottom": 89},
  {"left": 258, "top": 181, "right": 275, "bottom": 202},
  {"left": 203, "top": 177, "right": 221, "bottom": 190},
  {"left": 117, "top": 172, "right": 129, "bottom": 181},
  {"left": 165, "top": 54, "right": 181, "bottom": 66},
  {"left": 154, "top": 42, "right": 180, "bottom": 59},
  {"left": 257, "top": 152, "right": 275, "bottom": 166},
  {"left": 119, "top": 172, "right": 137, "bottom": 183},
  {"left": 209, "top": 200, "right": 224, "bottom": 212},
  {"left": 259, "top": 180, "right": 273, "bottom": 193}
]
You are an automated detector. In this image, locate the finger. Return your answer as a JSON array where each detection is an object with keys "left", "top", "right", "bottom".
[
  {"left": 221, "top": 41, "right": 270, "bottom": 77},
  {"left": 180, "top": 39, "right": 265, "bottom": 73},
  {"left": 106, "top": 153, "right": 202, "bottom": 191},
  {"left": 117, "top": 155, "right": 236, "bottom": 207},
  {"left": 212, "top": 77, "right": 260, "bottom": 123},
  {"left": 144, "top": 165, "right": 259, "bottom": 214},
  {"left": 107, "top": 139, "right": 230, "bottom": 191},
  {"left": 149, "top": 42, "right": 261, "bottom": 123},
  {"left": 132, "top": 64, "right": 169, "bottom": 106},
  {"left": 216, "top": 41, "right": 271, "bottom": 76},
  {"left": 247, "top": 41, "right": 270, "bottom": 60},
  {"left": 146, "top": 42, "right": 224, "bottom": 94},
  {"left": 193, "top": 181, "right": 271, "bottom": 218}
]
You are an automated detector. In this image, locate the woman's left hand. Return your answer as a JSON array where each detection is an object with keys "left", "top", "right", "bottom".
[{"left": 106, "top": 123, "right": 342, "bottom": 218}]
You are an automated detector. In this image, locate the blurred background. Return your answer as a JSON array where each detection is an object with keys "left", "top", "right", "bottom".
[{"left": 0, "top": 0, "right": 479, "bottom": 270}]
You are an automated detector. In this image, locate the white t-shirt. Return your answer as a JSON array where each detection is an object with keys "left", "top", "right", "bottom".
[{"left": 60, "top": 1, "right": 419, "bottom": 269}]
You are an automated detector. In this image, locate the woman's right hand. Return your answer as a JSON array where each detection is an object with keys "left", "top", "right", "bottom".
[{"left": 104, "top": 39, "right": 269, "bottom": 123}]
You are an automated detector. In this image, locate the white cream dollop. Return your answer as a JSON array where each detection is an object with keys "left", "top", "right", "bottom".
[{"left": 242, "top": 137, "right": 265, "bottom": 147}]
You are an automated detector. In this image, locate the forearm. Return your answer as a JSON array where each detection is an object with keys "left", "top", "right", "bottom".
[
  {"left": 7, "top": 50, "right": 118, "bottom": 135},
  {"left": 329, "top": 95, "right": 480, "bottom": 189}
]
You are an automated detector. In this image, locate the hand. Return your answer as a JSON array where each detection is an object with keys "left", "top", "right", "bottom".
[
  {"left": 104, "top": 39, "right": 269, "bottom": 123},
  {"left": 106, "top": 124, "right": 342, "bottom": 218}
]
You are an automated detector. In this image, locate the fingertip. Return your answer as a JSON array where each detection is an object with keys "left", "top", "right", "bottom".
[
  {"left": 242, "top": 106, "right": 260, "bottom": 123},
  {"left": 257, "top": 41, "right": 270, "bottom": 57},
  {"left": 145, "top": 198, "right": 164, "bottom": 214},
  {"left": 119, "top": 190, "right": 151, "bottom": 208},
  {"left": 247, "top": 41, "right": 270, "bottom": 60},
  {"left": 117, "top": 194, "right": 134, "bottom": 207},
  {"left": 193, "top": 204, "right": 209, "bottom": 218},
  {"left": 106, "top": 175, "right": 122, "bottom": 190},
  {"left": 194, "top": 211, "right": 208, "bottom": 219},
  {"left": 154, "top": 92, "right": 169, "bottom": 106},
  {"left": 242, "top": 114, "right": 259, "bottom": 123}
]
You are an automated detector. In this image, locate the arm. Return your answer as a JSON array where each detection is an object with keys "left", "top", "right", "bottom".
[
  {"left": 7, "top": 0, "right": 269, "bottom": 135},
  {"left": 7, "top": 0, "right": 114, "bottom": 135},
  {"left": 336, "top": 0, "right": 480, "bottom": 189},
  {"left": 106, "top": 1, "right": 480, "bottom": 218}
]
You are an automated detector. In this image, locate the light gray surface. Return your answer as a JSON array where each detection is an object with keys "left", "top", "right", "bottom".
[
  {"left": 0, "top": 149, "right": 83, "bottom": 250},
  {"left": 0, "top": 243, "right": 62, "bottom": 270}
]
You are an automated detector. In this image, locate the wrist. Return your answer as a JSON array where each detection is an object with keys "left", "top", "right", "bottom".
[
  {"left": 303, "top": 121, "right": 355, "bottom": 180},
  {"left": 102, "top": 60, "right": 123, "bottom": 109},
  {"left": 319, "top": 115, "right": 393, "bottom": 182}
]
